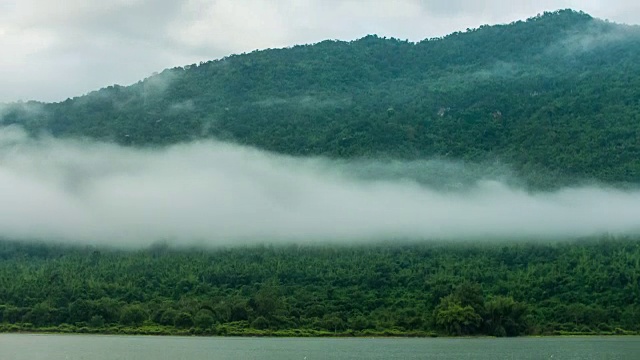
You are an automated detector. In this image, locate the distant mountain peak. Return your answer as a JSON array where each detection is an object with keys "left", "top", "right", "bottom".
[{"left": 528, "top": 8, "right": 593, "bottom": 20}]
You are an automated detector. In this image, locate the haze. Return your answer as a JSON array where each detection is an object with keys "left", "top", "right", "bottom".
[{"left": 0, "top": 126, "right": 638, "bottom": 247}]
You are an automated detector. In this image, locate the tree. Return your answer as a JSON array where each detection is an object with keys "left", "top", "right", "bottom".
[
  {"left": 252, "top": 284, "right": 282, "bottom": 319},
  {"left": 174, "top": 312, "right": 194, "bottom": 328},
  {"left": 251, "top": 316, "right": 269, "bottom": 330},
  {"left": 120, "top": 305, "right": 148, "bottom": 326},
  {"left": 159, "top": 308, "right": 178, "bottom": 326},
  {"left": 322, "top": 314, "right": 346, "bottom": 333},
  {"left": 194, "top": 309, "right": 215, "bottom": 329},
  {"left": 435, "top": 295, "right": 482, "bottom": 335},
  {"left": 484, "top": 296, "right": 529, "bottom": 336},
  {"left": 24, "top": 303, "right": 52, "bottom": 327},
  {"left": 89, "top": 315, "right": 105, "bottom": 328},
  {"left": 349, "top": 315, "right": 371, "bottom": 331}
]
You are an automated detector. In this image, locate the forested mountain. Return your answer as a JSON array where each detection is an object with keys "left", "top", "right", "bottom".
[
  {"left": 2, "top": 9, "right": 640, "bottom": 186},
  {"left": 1, "top": 9, "right": 640, "bottom": 338},
  {"left": 1, "top": 238, "right": 639, "bottom": 337}
]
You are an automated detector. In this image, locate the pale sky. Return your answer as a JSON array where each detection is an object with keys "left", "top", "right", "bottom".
[{"left": 1, "top": 0, "right": 639, "bottom": 103}]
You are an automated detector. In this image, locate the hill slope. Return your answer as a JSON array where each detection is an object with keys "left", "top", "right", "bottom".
[
  {"left": 0, "top": 238, "right": 639, "bottom": 336},
  {"left": 2, "top": 9, "right": 640, "bottom": 186}
]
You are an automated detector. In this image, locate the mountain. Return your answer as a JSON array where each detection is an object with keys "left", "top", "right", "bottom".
[{"left": 2, "top": 9, "right": 640, "bottom": 187}]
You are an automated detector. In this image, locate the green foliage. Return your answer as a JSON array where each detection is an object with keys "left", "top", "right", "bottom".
[
  {"left": 120, "top": 305, "right": 148, "bottom": 326},
  {"left": 89, "top": 315, "right": 105, "bottom": 328},
  {"left": 435, "top": 298, "right": 482, "bottom": 336},
  {"left": 158, "top": 308, "right": 178, "bottom": 326},
  {"left": 194, "top": 309, "right": 215, "bottom": 329},
  {"left": 174, "top": 312, "right": 194, "bottom": 329},
  {"left": 2, "top": 10, "right": 639, "bottom": 187},
  {"left": 484, "top": 296, "right": 529, "bottom": 336},
  {"left": 251, "top": 316, "right": 269, "bottom": 330},
  {"left": 0, "top": 237, "right": 639, "bottom": 336}
]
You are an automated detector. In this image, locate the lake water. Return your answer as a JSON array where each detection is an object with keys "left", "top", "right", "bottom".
[{"left": 1, "top": 334, "right": 639, "bottom": 359}]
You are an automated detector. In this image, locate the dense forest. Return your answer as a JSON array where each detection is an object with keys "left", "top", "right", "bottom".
[
  {"left": 0, "top": 238, "right": 638, "bottom": 337},
  {"left": 1, "top": 10, "right": 639, "bottom": 187}
]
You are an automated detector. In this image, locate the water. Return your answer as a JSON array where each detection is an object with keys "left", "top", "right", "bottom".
[{"left": 1, "top": 334, "right": 639, "bottom": 359}]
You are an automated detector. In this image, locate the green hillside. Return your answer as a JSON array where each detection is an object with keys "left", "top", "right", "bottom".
[
  {"left": 1, "top": 238, "right": 639, "bottom": 337},
  {"left": 2, "top": 9, "right": 639, "bottom": 187}
]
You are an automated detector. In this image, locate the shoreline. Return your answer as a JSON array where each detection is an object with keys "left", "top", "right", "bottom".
[{"left": 1, "top": 325, "right": 638, "bottom": 338}]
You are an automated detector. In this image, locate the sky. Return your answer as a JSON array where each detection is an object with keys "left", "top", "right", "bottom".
[{"left": 1, "top": 0, "right": 639, "bottom": 103}]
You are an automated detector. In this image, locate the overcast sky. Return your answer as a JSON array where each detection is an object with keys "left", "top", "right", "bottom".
[{"left": 1, "top": 0, "right": 639, "bottom": 103}]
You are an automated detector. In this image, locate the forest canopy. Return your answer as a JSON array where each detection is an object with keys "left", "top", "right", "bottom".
[{"left": 0, "top": 238, "right": 638, "bottom": 337}]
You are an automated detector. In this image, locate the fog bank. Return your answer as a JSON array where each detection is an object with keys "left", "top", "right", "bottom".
[{"left": 0, "top": 126, "right": 638, "bottom": 247}]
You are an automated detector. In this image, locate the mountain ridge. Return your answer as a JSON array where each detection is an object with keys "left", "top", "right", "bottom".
[{"left": 1, "top": 9, "right": 639, "bottom": 187}]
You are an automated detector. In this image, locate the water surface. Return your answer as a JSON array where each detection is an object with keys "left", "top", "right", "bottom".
[{"left": 1, "top": 334, "right": 639, "bottom": 359}]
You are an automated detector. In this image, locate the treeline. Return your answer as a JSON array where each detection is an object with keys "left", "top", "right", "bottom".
[
  {"left": 2, "top": 10, "right": 640, "bottom": 187},
  {"left": 0, "top": 237, "right": 638, "bottom": 336}
]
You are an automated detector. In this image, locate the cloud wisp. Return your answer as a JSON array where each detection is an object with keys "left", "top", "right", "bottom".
[{"left": 0, "top": 126, "right": 638, "bottom": 247}]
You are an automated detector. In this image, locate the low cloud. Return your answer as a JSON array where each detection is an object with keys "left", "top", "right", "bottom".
[
  {"left": 558, "top": 20, "right": 640, "bottom": 54},
  {"left": 253, "top": 96, "right": 352, "bottom": 109},
  {"left": 169, "top": 99, "right": 196, "bottom": 113},
  {"left": 0, "top": 126, "right": 638, "bottom": 247}
]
